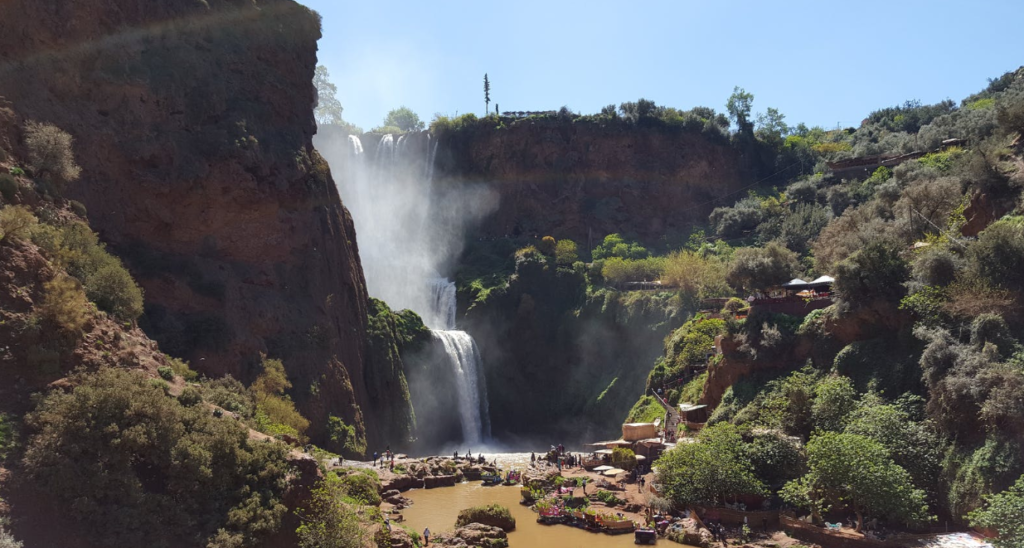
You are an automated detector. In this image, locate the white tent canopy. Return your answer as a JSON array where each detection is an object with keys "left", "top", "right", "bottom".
[
  {"left": 593, "top": 465, "right": 614, "bottom": 472},
  {"left": 602, "top": 468, "right": 626, "bottom": 476}
]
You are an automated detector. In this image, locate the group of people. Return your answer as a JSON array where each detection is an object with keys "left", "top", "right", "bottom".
[{"left": 372, "top": 446, "right": 396, "bottom": 470}]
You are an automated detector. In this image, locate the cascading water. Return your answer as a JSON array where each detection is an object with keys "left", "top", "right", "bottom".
[
  {"left": 428, "top": 278, "right": 491, "bottom": 444},
  {"left": 325, "top": 132, "right": 494, "bottom": 445}
]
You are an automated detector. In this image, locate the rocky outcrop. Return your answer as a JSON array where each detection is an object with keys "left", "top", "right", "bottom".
[
  {"left": 434, "top": 523, "right": 509, "bottom": 547},
  {"left": 0, "top": 0, "right": 380, "bottom": 450}
]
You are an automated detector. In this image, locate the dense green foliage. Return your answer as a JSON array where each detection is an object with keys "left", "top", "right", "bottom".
[
  {"left": 969, "top": 474, "right": 1024, "bottom": 548},
  {"left": 781, "top": 432, "right": 932, "bottom": 530},
  {"left": 24, "top": 368, "right": 291, "bottom": 547},
  {"left": 656, "top": 424, "right": 766, "bottom": 506},
  {"left": 32, "top": 220, "right": 144, "bottom": 321},
  {"left": 296, "top": 473, "right": 374, "bottom": 548},
  {"left": 379, "top": 106, "right": 425, "bottom": 133}
]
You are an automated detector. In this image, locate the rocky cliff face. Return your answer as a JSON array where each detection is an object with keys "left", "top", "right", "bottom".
[
  {"left": 0, "top": 0, "right": 375, "bottom": 448},
  {"left": 433, "top": 120, "right": 748, "bottom": 243}
]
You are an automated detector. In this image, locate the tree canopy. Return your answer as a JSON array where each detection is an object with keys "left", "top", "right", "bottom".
[
  {"left": 969, "top": 474, "right": 1024, "bottom": 548},
  {"left": 382, "top": 106, "right": 425, "bottom": 132},
  {"left": 781, "top": 432, "right": 932, "bottom": 531},
  {"left": 313, "top": 65, "right": 345, "bottom": 126},
  {"left": 656, "top": 423, "right": 766, "bottom": 506},
  {"left": 592, "top": 233, "right": 649, "bottom": 261}
]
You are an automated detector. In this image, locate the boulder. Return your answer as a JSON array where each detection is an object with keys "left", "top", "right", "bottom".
[
  {"left": 437, "top": 523, "right": 508, "bottom": 547},
  {"left": 387, "top": 526, "right": 416, "bottom": 548}
]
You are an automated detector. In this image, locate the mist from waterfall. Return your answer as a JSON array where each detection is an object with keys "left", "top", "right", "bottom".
[{"left": 316, "top": 129, "right": 497, "bottom": 445}]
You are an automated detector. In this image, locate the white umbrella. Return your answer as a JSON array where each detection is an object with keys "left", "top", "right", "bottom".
[
  {"left": 602, "top": 468, "right": 626, "bottom": 476},
  {"left": 593, "top": 465, "right": 614, "bottom": 472}
]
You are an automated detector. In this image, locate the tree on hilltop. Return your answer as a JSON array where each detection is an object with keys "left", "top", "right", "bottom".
[
  {"left": 484, "top": 73, "right": 491, "bottom": 115},
  {"left": 382, "top": 107, "right": 425, "bottom": 132},
  {"left": 313, "top": 65, "right": 345, "bottom": 125},
  {"left": 726, "top": 86, "right": 754, "bottom": 132}
]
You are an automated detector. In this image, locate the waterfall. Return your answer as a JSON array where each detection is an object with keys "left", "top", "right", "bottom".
[
  {"left": 428, "top": 278, "right": 457, "bottom": 330},
  {"left": 431, "top": 330, "right": 491, "bottom": 445},
  {"left": 319, "top": 130, "right": 496, "bottom": 446},
  {"left": 425, "top": 277, "right": 491, "bottom": 443},
  {"left": 348, "top": 134, "right": 363, "bottom": 155}
]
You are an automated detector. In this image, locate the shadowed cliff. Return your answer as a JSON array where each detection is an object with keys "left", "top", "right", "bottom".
[{"left": 0, "top": 0, "right": 386, "bottom": 450}]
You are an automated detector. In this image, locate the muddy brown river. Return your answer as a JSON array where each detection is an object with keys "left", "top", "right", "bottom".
[
  {"left": 399, "top": 453, "right": 689, "bottom": 548},
  {"left": 402, "top": 481, "right": 646, "bottom": 548}
]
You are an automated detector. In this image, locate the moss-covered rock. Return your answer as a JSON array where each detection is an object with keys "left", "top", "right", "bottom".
[{"left": 455, "top": 504, "right": 516, "bottom": 531}]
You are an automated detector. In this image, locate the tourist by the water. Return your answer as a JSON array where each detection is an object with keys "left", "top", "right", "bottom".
[
  {"left": 423, "top": 527, "right": 430, "bottom": 545},
  {"left": 373, "top": 451, "right": 378, "bottom": 466}
]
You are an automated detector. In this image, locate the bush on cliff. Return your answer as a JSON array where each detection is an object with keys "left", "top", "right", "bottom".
[
  {"left": 253, "top": 354, "right": 310, "bottom": 441},
  {"left": 0, "top": 205, "right": 37, "bottom": 243},
  {"left": 38, "top": 274, "right": 91, "bottom": 333},
  {"left": 24, "top": 121, "right": 81, "bottom": 190},
  {"left": 23, "top": 368, "right": 291, "bottom": 547},
  {"left": 31, "top": 221, "right": 144, "bottom": 321},
  {"left": 339, "top": 469, "right": 382, "bottom": 506},
  {"left": 456, "top": 504, "right": 516, "bottom": 531}
]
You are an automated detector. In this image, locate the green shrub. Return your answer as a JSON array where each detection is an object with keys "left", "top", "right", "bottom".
[
  {"left": 626, "top": 395, "right": 667, "bottom": 424},
  {"left": 199, "top": 375, "right": 255, "bottom": 418},
  {"left": 0, "top": 173, "right": 18, "bottom": 202},
  {"left": 296, "top": 474, "right": 369, "bottom": 548},
  {"left": 38, "top": 275, "right": 91, "bottom": 333},
  {"left": 592, "top": 233, "right": 648, "bottom": 260},
  {"left": 167, "top": 356, "right": 198, "bottom": 381},
  {"left": 87, "top": 261, "right": 144, "bottom": 321},
  {"left": 24, "top": 121, "right": 81, "bottom": 189},
  {"left": 327, "top": 415, "right": 364, "bottom": 456},
  {"left": 340, "top": 470, "right": 382, "bottom": 505},
  {"left": 968, "top": 473, "right": 1024, "bottom": 548},
  {"left": 678, "top": 372, "right": 708, "bottom": 404},
  {"left": 157, "top": 366, "right": 174, "bottom": 381},
  {"left": 0, "top": 205, "right": 37, "bottom": 242},
  {"left": 253, "top": 355, "right": 310, "bottom": 441},
  {"left": 555, "top": 239, "right": 578, "bottom": 265},
  {"left": 611, "top": 447, "right": 637, "bottom": 471},
  {"left": 594, "top": 489, "right": 624, "bottom": 505},
  {"left": 68, "top": 200, "right": 87, "bottom": 218},
  {"left": 601, "top": 256, "right": 665, "bottom": 283},
  {"left": 149, "top": 378, "right": 170, "bottom": 394},
  {"left": 24, "top": 368, "right": 291, "bottom": 547},
  {"left": 178, "top": 386, "right": 203, "bottom": 407},
  {"left": 31, "top": 221, "right": 144, "bottom": 321}
]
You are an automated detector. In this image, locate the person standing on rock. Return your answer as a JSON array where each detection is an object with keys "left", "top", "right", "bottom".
[
  {"left": 373, "top": 451, "right": 378, "bottom": 466},
  {"left": 423, "top": 527, "right": 430, "bottom": 545}
]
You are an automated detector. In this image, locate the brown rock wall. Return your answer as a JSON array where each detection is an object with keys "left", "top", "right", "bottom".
[{"left": 0, "top": 0, "right": 372, "bottom": 447}]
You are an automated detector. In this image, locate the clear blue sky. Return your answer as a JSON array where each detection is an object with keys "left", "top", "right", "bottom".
[{"left": 298, "top": 0, "right": 1024, "bottom": 132}]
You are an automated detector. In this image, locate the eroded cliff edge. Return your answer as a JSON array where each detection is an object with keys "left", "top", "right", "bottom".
[{"left": 0, "top": 0, "right": 383, "bottom": 449}]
